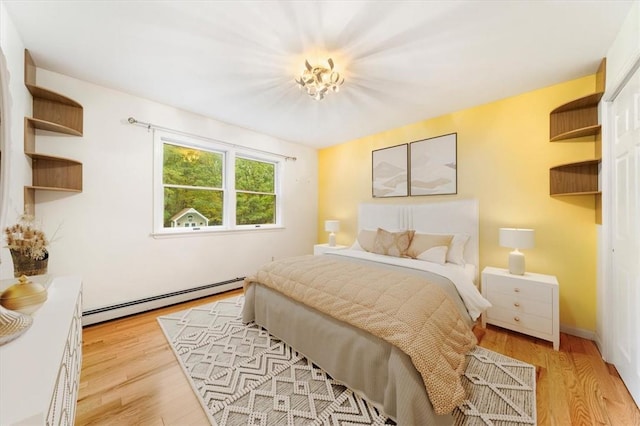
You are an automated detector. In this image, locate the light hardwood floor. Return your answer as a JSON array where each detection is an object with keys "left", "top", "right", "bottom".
[{"left": 76, "top": 289, "right": 640, "bottom": 425}]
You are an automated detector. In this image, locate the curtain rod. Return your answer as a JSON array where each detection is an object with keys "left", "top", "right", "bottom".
[{"left": 127, "top": 117, "right": 297, "bottom": 161}]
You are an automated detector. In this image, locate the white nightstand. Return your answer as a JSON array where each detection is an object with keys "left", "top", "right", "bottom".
[
  {"left": 481, "top": 266, "right": 559, "bottom": 350},
  {"left": 313, "top": 244, "right": 348, "bottom": 255}
]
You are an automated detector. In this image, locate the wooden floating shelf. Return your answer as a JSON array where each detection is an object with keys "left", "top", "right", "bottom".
[
  {"left": 550, "top": 159, "right": 600, "bottom": 196},
  {"left": 25, "top": 117, "right": 82, "bottom": 137},
  {"left": 551, "top": 158, "right": 601, "bottom": 169},
  {"left": 551, "top": 190, "right": 601, "bottom": 196},
  {"left": 550, "top": 92, "right": 604, "bottom": 114},
  {"left": 26, "top": 186, "right": 82, "bottom": 193},
  {"left": 24, "top": 49, "right": 83, "bottom": 135},
  {"left": 25, "top": 83, "right": 82, "bottom": 108},
  {"left": 29, "top": 155, "right": 83, "bottom": 191},
  {"left": 25, "top": 151, "right": 83, "bottom": 165},
  {"left": 550, "top": 124, "right": 601, "bottom": 142},
  {"left": 550, "top": 98, "right": 601, "bottom": 142},
  {"left": 549, "top": 59, "right": 606, "bottom": 142}
]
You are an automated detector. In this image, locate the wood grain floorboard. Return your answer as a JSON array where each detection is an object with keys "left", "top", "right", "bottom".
[{"left": 76, "top": 289, "right": 640, "bottom": 425}]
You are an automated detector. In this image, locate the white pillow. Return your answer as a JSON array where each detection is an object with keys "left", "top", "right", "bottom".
[
  {"left": 350, "top": 239, "right": 365, "bottom": 251},
  {"left": 416, "top": 246, "right": 448, "bottom": 265},
  {"left": 447, "top": 233, "right": 470, "bottom": 265}
]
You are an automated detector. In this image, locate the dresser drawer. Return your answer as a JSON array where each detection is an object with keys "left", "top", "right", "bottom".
[
  {"left": 485, "top": 290, "right": 552, "bottom": 318},
  {"left": 486, "top": 306, "right": 553, "bottom": 335},
  {"left": 485, "top": 274, "right": 552, "bottom": 303}
]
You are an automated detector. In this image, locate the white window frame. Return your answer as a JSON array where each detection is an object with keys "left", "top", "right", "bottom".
[
  {"left": 153, "top": 130, "right": 282, "bottom": 235},
  {"left": 234, "top": 154, "right": 281, "bottom": 230}
]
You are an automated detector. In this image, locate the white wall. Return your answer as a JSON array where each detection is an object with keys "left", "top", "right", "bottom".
[
  {"left": 4, "top": 59, "right": 317, "bottom": 311},
  {"left": 0, "top": 2, "right": 31, "bottom": 278}
]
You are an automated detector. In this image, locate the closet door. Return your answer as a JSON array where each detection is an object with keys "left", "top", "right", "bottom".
[{"left": 612, "top": 64, "right": 640, "bottom": 406}]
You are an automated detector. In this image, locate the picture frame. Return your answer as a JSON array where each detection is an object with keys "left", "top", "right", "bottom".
[
  {"left": 409, "top": 133, "right": 457, "bottom": 196},
  {"left": 372, "top": 143, "right": 408, "bottom": 198}
]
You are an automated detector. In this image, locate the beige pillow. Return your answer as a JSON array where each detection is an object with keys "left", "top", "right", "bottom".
[
  {"left": 416, "top": 246, "right": 449, "bottom": 265},
  {"left": 356, "top": 229, "right": 377, "bottom": 252},
  {"left": 372, "top": 228, "right": 414, "bottom": 257},
  {"left": 406, "top": 233, "right": 453, "bottom": 259}
]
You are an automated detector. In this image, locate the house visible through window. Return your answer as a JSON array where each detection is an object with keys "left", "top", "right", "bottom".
[
  {"left": 154, "top": 131, "right": 281, "bottom": 234},
  {"left": 163, "top": 144, "right": 224, "bottom": 227}
]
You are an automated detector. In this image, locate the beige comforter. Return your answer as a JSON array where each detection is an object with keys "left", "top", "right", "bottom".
[{"left": 244, "top": 255, "right": 477, "bottom": 415}]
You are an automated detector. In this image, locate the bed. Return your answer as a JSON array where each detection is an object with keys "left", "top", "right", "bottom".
[{"left": 243, "top": 199, "right": 491, "bottom": 425}]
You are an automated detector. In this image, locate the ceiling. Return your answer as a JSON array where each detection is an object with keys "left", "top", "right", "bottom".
[{"left": 3, "top": 1, "right": 632, "bottom": 149}]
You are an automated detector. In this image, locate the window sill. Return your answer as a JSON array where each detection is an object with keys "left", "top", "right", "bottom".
[{"left": 150, "top": 225, "right": 285, "bottom": 239}]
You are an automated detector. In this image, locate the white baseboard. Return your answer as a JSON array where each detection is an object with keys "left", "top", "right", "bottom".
[
  {"left": 560, "top": 323, "right": 597, "bottom": 341},
  {"left": 592, "top": 333, "right": 608, "bottom": 361},
  {"left": 82, "top": 279, "right": 243, "bottom": 326}
]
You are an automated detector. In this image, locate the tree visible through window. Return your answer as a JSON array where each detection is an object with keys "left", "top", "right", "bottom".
[
  {"left": 157, "top": 135, "right": 280, "bottom": 232},
  {"left": 236, "top": 157, "right": 276, "bottom": 225},
  {"left": 163, "top": 144, "right": 223, "bottom": 227}
]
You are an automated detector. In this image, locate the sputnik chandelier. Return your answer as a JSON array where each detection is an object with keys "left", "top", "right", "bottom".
[{"left": 295, "top": 58, "right": 345, "bottom": 100}]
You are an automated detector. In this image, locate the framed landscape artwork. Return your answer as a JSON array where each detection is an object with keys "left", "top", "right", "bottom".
[
  {"left": 372, "top": 144, "right": 408, "bottom": 197},
  {"left": 409, "top": 133, "right": 457, "bottom": 196}
]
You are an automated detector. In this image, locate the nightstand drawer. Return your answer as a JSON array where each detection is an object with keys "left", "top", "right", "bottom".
[
  {"left": 485, "top": 274, "right": 552, "bottom": 303},
  {"left": 485, "top": 291, "right": 552, "bottom": 318},
  {"left": 486, "top": 306, "right": 553, "bottom": 335}
]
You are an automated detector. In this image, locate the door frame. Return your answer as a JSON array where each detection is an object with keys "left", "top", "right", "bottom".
[{"left": 599, "top": 55, "right": 640, "bottom": 402}]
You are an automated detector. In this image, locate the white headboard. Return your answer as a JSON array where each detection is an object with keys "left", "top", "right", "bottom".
[{"left": 358, "top": 199, "right": 479, "bottom": 269}]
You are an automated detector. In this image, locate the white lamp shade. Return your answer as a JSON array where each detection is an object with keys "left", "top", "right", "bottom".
[
  {"left": 499, "top": 228, "right": 534, "bottom": 250},
  {"left": 325, "top": 220, "right": 340, "bottom": 233}
]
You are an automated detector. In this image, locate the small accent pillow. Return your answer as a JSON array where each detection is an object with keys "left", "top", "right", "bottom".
[
  {"left": 372, "top": 228, "right": 414, "bottom": 257},
  {"left": 447, "top": 233, "right": 470, "bottom": 265},
  {"left": 416, "top": 245, "right": 449, "bottom": 265},
  {"left": 406, "top": 233, "right": 453, "bottom": 260},
  {"left": 356, "top": 229, "right": 377, "bottom": 252}
]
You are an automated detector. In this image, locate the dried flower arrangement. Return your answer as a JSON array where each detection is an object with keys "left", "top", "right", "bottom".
[{"left": 4, "top": 214, "right": 49, "bottom": 260}]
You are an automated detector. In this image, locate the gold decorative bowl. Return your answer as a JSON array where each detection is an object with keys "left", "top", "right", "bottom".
[
  {"left": 0, "top": 305, "right": 33, "bottom": 346},
  {"left": 0, "top": 275, "right": 48, "bottom": 315}
]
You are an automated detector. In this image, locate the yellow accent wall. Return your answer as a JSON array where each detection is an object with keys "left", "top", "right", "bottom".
[{"left": 318, "top": 76, "right": 598, "bottom": 332}]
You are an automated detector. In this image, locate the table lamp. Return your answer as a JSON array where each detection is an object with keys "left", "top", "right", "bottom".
[
  {"left": 499, "top": 228, "right": 535, "bottom": 275},
  {"left": 325, "top": 220, "right": 340, "bottom": 247}
]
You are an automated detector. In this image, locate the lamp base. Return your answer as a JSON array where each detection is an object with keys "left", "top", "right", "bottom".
[
  {"left": 508, "top": 250, "right": 525, "bottom": 275},
  {"left": 328, "top": 233, "right": 336, "bottom": 247}
]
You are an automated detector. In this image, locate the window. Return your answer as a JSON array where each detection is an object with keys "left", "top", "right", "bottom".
[
  {"left": 162, "top": 143, "right": 224, "bottom": 227},
  {"left": 235, "top": 157, "right": 276, "bottom": 225},
  {"left": 154, "top": 132, "right": 281, "bottom": 234}
]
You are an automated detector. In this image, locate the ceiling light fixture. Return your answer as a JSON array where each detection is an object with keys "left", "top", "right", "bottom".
[{"left": 295, "top": 58, "right": 345, "bottom": 100}]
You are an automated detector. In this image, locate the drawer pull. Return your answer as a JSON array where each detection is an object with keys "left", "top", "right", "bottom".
[
  {"left": 514, "top": 316, "right": 520, "bottom": 322},
  {"left": 514, "top": 288, "right": 521, "bottom": 293},
  {"left": 514, "top": 302, "right": 520, "bottom": 307}
]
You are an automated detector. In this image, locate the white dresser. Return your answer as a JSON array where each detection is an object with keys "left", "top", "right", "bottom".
[
  {"left": 0, "top": 276, "right": 83, "bottom": 425},
  {"left": 481, "top": 266, "right": 559, "bottom": 350}
]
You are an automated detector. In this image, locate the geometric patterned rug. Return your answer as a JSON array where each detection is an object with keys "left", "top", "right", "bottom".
[{"left": 157, "top": 296, "right": 536, "bottom": 426}]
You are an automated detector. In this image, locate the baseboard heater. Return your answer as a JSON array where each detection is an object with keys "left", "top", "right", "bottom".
[{"left": 81, "top": 277, "right": 244, "bottom": 326}]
